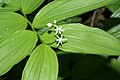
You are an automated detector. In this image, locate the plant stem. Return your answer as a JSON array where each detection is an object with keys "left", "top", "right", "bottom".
[
  {"left": 22, "top": 13, "right": 36, "bottom": 32},
  {"left": 22, "top": 13, "right": 45, "bottom": 44}
]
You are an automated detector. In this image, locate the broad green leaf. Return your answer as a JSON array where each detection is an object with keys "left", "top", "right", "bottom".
[
  {"left": 22, "top": 44, "right": 58, "bottom": 80},
  {"left": 0, "top": 12, "right": 27, "bottom": 39},
  {"left": 65, "top": 16, "right": 81, "bottom": 23},
  {"left": 51, "top": 24, "right": 120, "bottom": 55},
  {"left": 110, "top": 58, "right": 120, "bottom": 73},
  {"left": 33, "top": 0, "right": 116, "bottom": 28},
  {"left": 110, "top": 57, "right": 120, "bottom": 73},
  {"left": 108, "top": 24, "right": 120, "bottom": 40},
  {"left": 111, "top": 8, "right": 120, "bottom": 18},
  {"left": 36, "top": 27, "right": 49, "bottom": 35},
  {"left": 107, "top": 0, "right": 120, "bottom": 12},
  {"left": 0, "top": 0, "right": 20, "bottom": 12},
  {"left": 57, "top": 16, "right": 82, "bottom": 25},
  {"left": 41, "top": 31, "right": 56, "bottom": 44},
  {"left": 0, "top": 30, "right": 38, "bottom": 76},
  {"left": 20, "top": 0, "right": 44, "bottom": 14}
]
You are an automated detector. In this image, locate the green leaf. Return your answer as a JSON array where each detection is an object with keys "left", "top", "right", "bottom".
[
  {"left": 41, "top": 31, "right": 56, "bottom": 44},
  {"left": 22, "top": 44, "right": 58, "bottom": 80},
  {"left": 0, "top": 30, "right": 38, "bottom": 76},
  {"left": 107, "top": 0, "right": 120, "bottom": 12},
  {"left": 0, "top": 0, "right": 20, "bottom": 12},
  {"left": 32, "top": 0, "right": 116, "bottom": 28},
  {"left": 108, "top": 24, "right": 120, "bottom": 40},
  {"left": 0, "top": 12, "right": 27, "bottom": 39},
  {"left": 110, "top": 57, "right": 120, "bottom": 73},
  {"left": 52, "top": 23, "right": 120, "bottom": 55},
  {"left": 20, "top": 0, "right": 44, "bottom": 14},
  {"left": 111, "top": 8, "right": 120, "bottom": 18}
]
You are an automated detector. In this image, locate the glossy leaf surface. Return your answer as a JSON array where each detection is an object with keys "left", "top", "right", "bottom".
[
  {"left": 0, "top": 30, "right": 38, "bottom": 76},
  {"left": 107, "top": 0, "right": 120, "bottom": 12},
  {"left": 33, "top": 0, "right": 116, "bottom": 28},
  {"left": 20, "top": 0, "right": 44, "bottom": 14},
  {"left": 0, "top": 12, "right": 27, "bottom": 39},
  {"left": 111, "top": 8, "right": 120, "bottom": 18},
  {"left": 51, "top": 24, "right": 120, "bottom": 55},
  {"left": 0, "top": 0, "right": 20, "bottom": 12},
  {"left": 108, "top": 24, "right": 120, "bottom": 40},
  {"left": 22, "top": 44, "right": 58, "bottom": 80},
  {"left": 110, "top": 57, "right": 120, "bottom": 73}
]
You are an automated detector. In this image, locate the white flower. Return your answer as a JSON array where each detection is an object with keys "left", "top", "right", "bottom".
[
  {"left": 54, "top": 26, "right": 64, "bottom": 35},
  {"left": 47, "top": 23, "right": 53, "bottom": 27},
  {"left": 56, "top": 35, "right": 67, "bottom": 47},
  {"left": 47, "top": 20, "right": 67, "bottom": 47},
  {"left": 47, "top": 20, "right": 57, "bottom": 27},
  {"left": 54, "top": 20, "right": 57, "bottom": 24}
]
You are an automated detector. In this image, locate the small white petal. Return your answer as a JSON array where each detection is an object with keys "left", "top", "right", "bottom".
[
  {"left": 54, "top": 26, "right": 64, "bottom": 35},
  {"left": 56, "top": 39, "right": 59, "bottom": 41},
  {"left": 54, "top": 24, "right": 58, "bottom": 28},
  {"left": 47, "top": 23, "right": 53, "bottom": 27},
  {"left": 55, "top": 31, "right": 58, "bottom": 35},
  {"left": 54, "top": 20, "right": 57, "bottom": 24},
  {"left": 56, "top": 35, "right": 60, "bottom": 38}
]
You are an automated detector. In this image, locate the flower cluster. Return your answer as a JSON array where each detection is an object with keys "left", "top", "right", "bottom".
[{"left": 47, "top": 20, "right": 67, "bottom": 47}]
